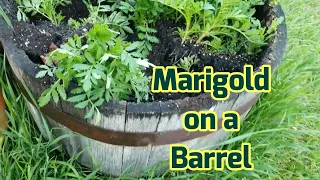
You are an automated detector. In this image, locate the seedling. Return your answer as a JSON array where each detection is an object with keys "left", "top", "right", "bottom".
[
  {"left": 16, "top": 0, "right": 71, "bottom": 25},
  {"left": 177, "top": 55, "right": 200, "bottom": 72}
]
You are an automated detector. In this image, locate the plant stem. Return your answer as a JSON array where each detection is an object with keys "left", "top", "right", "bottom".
[
  {"left": 181, "top": 21, "right": 190, "bottom": 44},
  {"left": 216, "top": 25, "right": 267, "bottom": 45},
  {"left": 196, "top": 32, "right": 208, "bottom": 44}
]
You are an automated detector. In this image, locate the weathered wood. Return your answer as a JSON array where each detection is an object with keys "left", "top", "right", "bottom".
[
  {"left": 122, "top": 102, "right": 161, "bottom": 175},
  {"left": 23, "top": 84, "right": 260, "bottom": 177},
  {"left": 82, "top": 101, "right": 127, "bottom": 175},
  {"left": 231, "top": 92, "right": 260, "bottom": 121},
  {"left": 147, "top": 94, "right": 239, "bottom": 171}
]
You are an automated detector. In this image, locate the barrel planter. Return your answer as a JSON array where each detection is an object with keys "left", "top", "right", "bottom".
[{"left": 0, "top": 1, "right": 286, "bottom": 177}]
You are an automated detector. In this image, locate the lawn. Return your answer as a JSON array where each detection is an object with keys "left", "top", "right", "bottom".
[{"left": 0, "top": 0, "right": 319, "bottom": 179}]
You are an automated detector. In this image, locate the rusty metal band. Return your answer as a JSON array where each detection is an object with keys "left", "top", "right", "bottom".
[{"left": 13, "top": 73, "right": 259, "bottom": 147}]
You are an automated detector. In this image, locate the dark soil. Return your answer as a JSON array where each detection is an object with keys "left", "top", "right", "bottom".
[
  {"left": 146, "top": 20, "right": 261, "bottom": 101},
  {"left": 56, "top": 0, "right": 92, "bottom": 20},
  {"left": 147, "top": 20, "right": 260, "bottom": 73},
  {"left": 6, "top": 0, "right": 264, "bottom": 102},
  {"left": 12, "top": 21, "right": 69, "bottom": 64}
]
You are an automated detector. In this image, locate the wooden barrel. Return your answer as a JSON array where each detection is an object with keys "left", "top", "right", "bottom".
[{"left": 0, "top": 1, "right": 287, "bottom": 177}]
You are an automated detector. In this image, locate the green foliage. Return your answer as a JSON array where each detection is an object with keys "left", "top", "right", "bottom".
[
  {"left": 36, "top": 24, "right": 151, "bottom": 119},
  {"left": 68, "top": 0, "right": 133, "bottom": 35},
  {"left": 177, "top": 55, "right": 200, "bottom": 72},
  {"left": 129, "top": 0, "right": 163, "bottom": 25},
  {"left": 270, "top": 0, "right": 280, "bottom": 6},
  {"left": 132, "top": 0, "right": 163, "bottom": 56},
  {"left": 266, "top": 16, "right": 284, "bottom": 38},
  {"left": 116, "top": 0, "right": 163, "bottom": 56},
  {"left": 135, "top": 25, "right": 159, "bottom": 57},
  {"left": 26, "top": 0, "right": 283, "bottom": 114},
  {"left": 155, "top": 0, "right": 203, "bottom": 43},
  {"left": 68, "top": 0, "right": 161, "bottom": 57},
  {"left": 156, "top": 0, "right": 279, "bottom": 54},
  {"left": 16, "top": 0, "right": 71, "bottom": 25},
  {"left": 15, "top": 0, "right": 281, "bottom": 55}
]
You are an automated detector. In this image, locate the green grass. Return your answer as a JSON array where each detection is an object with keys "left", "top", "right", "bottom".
[{"left": 0, "top": 0, "right": 320, "bottom": 179}]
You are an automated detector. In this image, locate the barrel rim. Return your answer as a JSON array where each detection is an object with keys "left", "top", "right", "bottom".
[{"left": 0, "top": 2, "right": 287, "bottom": 114}]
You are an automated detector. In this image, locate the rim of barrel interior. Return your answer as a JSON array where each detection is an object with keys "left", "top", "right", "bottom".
[{"left": 0, "top": 1, "right": 287, "bottom": 114}]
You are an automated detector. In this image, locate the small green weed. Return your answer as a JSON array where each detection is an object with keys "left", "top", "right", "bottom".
[
  {"left": 177, "top": 55, "right": 200, "bottom": 72},
  {"left": 16, "top": 0, "right": 71, "bottom": 25}
]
